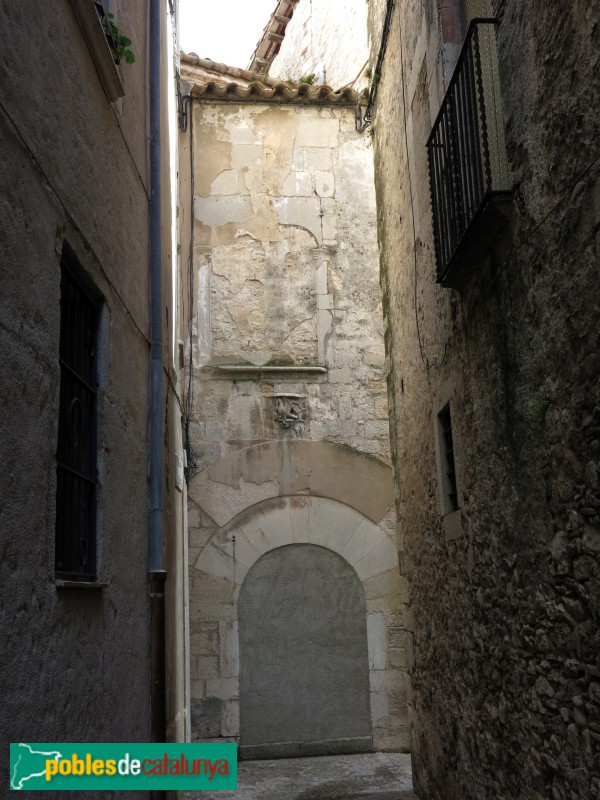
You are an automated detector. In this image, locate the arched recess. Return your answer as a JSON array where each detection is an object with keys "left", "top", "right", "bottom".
[
  {"left": 187, "top": 441, "right": 409, "bottom": 753},
  {"left": 187, "top": 439, "right": 395, "bottom": 527},
  {"left": 238, "top": 544, "right": 372, "bottom": 759}
]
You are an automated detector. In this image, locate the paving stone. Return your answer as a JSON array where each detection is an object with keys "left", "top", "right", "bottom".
[{"left": 185, "top": 752, "right": 418, "bottom": 800}]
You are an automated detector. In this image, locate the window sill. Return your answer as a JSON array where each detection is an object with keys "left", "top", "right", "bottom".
[
  {"left": 443, "top": 509, "right": 464, "bottom": 543},
  {"left": 56, "top": 579, "right": 108, "bottom": 589},
  {"left": 211, "top": 364, "right": 327, "bottom": 377},
  {"left": 69, "top": 0, "right": 124, "bottom": 102}
]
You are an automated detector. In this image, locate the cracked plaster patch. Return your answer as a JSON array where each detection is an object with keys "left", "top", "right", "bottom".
[
  {"left": 272, "top": 196, "right": 323, "bottom": 245},
  {"left": 195, "top": 195, "right": 252, "bottom": 227},
  {"left": 210, "top": 170, "right": 240, "bottom": 195}
]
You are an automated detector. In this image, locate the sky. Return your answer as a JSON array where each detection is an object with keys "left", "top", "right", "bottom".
[{"left": 178, "top": 0, "right": 279, "bottom": 69}]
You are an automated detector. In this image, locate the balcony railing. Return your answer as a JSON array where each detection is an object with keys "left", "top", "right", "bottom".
[{"left": 427, "top": 19, "right": 511, "bottom": 288}]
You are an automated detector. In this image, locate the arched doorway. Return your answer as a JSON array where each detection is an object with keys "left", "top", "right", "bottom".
[
  {"left": 238, "top": 544, "right": 372, "bottom": 758},
  {"left": 186, "top": 443, "right": 409, "bottom": 753}
]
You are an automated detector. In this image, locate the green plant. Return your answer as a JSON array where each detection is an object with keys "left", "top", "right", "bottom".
[
  {"left": 527, "top": 395, "right": 548, "bottom": 423},
  {"left": 102, "top": 12, "right": 135, "bottom": 64},
  {"left": 365, "top": 66, "right": 373, "bottom": 80},
  {"left": 286, "top": 73, "right": 317, "bottom": 86}
]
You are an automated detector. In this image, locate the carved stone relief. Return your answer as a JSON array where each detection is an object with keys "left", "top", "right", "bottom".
[{"left": 272, "top": 393, "right": 308, "bottom": 436}]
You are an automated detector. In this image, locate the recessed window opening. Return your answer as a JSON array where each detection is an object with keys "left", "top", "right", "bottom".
[
  {"left": 438, "top": 404, "right": 459, "bottom": 514},
  {"left": 439, "top": 0, "right": 493, "bottom": 81},
  {"left": 55, "top": 250, "right": 100, "bottom": 581}
]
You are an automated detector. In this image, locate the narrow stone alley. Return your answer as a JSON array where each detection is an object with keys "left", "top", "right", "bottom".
[
  {"left": 2, "top": 0, "right": 598, "bottom": 797},
  {"left": 185, "top": 753, "right": 418, "bottom": 800}
]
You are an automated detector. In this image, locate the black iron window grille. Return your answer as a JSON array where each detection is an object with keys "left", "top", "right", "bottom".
[
  {"left": 55, "top": 257, "right": 99, "bottom": 581},
  {"left": 438, "top": 404, "right": 459, "bottom": 513},
  {"left": 427, "top": 18, "right": 511, "bottom": 288}
]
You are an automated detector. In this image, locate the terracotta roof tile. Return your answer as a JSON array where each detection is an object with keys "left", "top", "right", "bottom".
[
  {"left": 181, "top": 55, "right": 283, "bottom": 86},
  {"left": 181, "top": 54, "right": 364, "bottom": 106},
  {"left": 248, "top": 0, "right": 300, "bottom": 75}
]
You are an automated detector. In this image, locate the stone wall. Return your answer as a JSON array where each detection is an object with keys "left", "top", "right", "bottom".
[
  {"left": 269, "top": 0, "right": 370, "bottom": 90},
  {"left": 186, "top": 444, "right": 407, "bottom": 754},
  {"left": 368, "top": 0, "right": 600, "bottom": 797},
  {"left": 186, "top": 99, "right": 391, "bottom": 465},
  {"left": 0, "top": 0, "right": 181, "bottom": 785},
  {"left": 180, "top": 86, "right": 409, "bottom": 753}
]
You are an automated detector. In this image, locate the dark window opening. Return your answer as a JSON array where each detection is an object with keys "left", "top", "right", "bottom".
[
  {"left": 55, "top": 252, "right": 99, "bottom": 581},
  {"left": 439, "top": 0, "right": 465, "bottom": 82},
  {"left": 438, "top": 404, "right": 459, "bottom": 513}
]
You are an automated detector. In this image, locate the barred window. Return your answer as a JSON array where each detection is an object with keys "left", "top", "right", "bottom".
[{"left": 55, "top": 251, "right": 99, "bottom": 580}]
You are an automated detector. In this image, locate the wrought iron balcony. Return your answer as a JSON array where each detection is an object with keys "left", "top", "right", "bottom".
[{"left": 427, "top": 19, "right": 512, "bottom": 288}]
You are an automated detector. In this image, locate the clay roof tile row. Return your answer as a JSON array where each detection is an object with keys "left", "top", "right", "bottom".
[
  {"left": 248, "top": 0, "right": 300, "bottom": 75},
  {"left": 181, "top": 54, "right": 364, "bottom": 106},
  {"left": 182, "top": 55, "right": 283, "bottom": 86},
  {"left": 189, "top": 79, "right": 361, "bottom": 105}
]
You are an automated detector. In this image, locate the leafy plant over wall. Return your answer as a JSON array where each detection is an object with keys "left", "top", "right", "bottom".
[
  {"left": 286, "top": 73, "right": 317, "bottom": 86},
  {"left": 102, "top": 12, "right": 136, "bottom": 64}
]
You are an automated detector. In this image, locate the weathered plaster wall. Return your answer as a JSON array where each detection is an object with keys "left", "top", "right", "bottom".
[
  {"left": 369, "top": 0, "right": 600, "bottom": 797},
  {"left": 187, "top": 100, "right": 390, "bottom": 464},
  {"left": 269, "top": 0, "right": 370, "bottom": 90},
  {"left": 0, "top": 0, "right": 182, "bottom": 786},
  {"left": 181, "top": 93, "right": 408, "bottom": 753}
]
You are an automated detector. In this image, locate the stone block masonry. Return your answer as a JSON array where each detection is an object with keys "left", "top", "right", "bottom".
[
  {"left": 269, "top": 0, "right": 371, "bottom": 92},
  {"left": 185, "top": 99, "right": 391, "bottom": 467},
  {"left": 179, "top": 69, "right": 410, "bottom": 754},
  {"left": 367, "top": 0, "right": 600, "bottom": 797}
]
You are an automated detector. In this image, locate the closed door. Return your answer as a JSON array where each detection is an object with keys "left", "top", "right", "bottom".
[{"left": 238, "top": 543, "right": 372, "bottom": 758}]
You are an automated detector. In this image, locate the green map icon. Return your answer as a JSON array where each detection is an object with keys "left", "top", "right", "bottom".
[
  {"left": 10, "top": 743, "right": 63, "bottom": 790},
  {"left": 9, "top": 741, "right": 237, "bottom": 790}
]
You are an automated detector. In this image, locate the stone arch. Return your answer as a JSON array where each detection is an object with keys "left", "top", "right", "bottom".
[
  {"left": 238, "top": 543, "right": 372, "bottom": 758},
  {"left": 188, "top": 439, "right": 395, "bottom": 527},
  {"left": 195, "top": 495, "right": 398, "bottom": 588},
  {"left": 187, "top": 441, "right": 408, "bottom": 752}
]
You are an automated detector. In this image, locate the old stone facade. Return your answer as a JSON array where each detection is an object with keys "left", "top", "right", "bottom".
[
  {"left": 0, "top": 0, "right": 185, "bottom": 788},
  {"left": 267, "top": 0, "right": 370, "bottom": 90},
  {"left": 366, "top": 0, "right": 600, "bottom": 798},
  {"left": 4, "top": 1, "right": 597, "bottom": 795},
  {"left": 179, "top": 57, "right": 409, "bottom": 756}
]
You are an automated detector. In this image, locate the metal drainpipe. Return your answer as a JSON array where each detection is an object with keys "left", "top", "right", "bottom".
[{"left": 149, "top": 0, "right": 167, "bottom": 753}]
